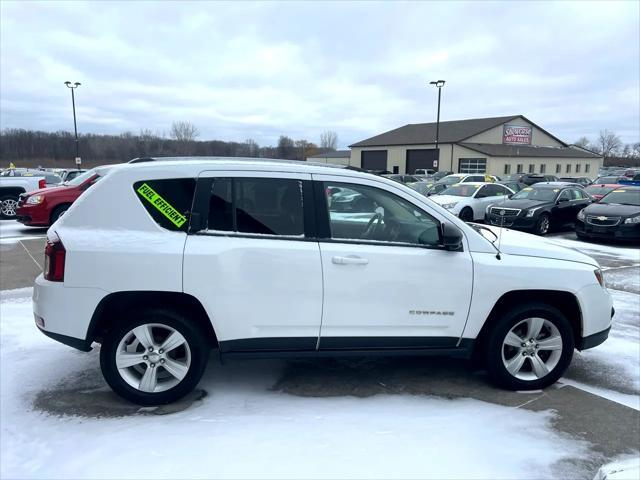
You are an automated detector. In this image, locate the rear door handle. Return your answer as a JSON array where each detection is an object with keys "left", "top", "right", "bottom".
[{"left": 332, "top": 255, "right": 369, "bottom": 265}]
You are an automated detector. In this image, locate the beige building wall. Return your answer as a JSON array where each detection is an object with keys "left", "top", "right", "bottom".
[
  {"left": 465, "top": 119, "right": 563, "bottom": 147},
  {"left": 309, "top": 156, "right": 350, "bottom": 166},
  {"left": 486, "top": 156, "right": 602, "bottom": 178}
]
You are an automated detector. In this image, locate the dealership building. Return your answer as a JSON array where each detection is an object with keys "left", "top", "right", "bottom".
[{"left": 345, "top": 115, "right": 602, "bottom": 177}]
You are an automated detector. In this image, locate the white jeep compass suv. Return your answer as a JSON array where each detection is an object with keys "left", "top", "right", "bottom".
[{"left": 33, "top": 158, "right": 613, "bottom": 405}]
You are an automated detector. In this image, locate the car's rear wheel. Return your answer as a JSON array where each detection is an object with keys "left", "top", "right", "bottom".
[
  {"left": 459, "top": 207, "right": 474, "bottom": 222},
  {"left": 100, "top": 308, "right": 209, "bottom": 405},
  {"left": 484, "top": 303, "right": 574, "bottom": 390},
  {"left": 0, "top": 195, "right": 19, "bottom": 219},
  {"left": 534, "top": 213, "right": 550, "bottom": 236}
]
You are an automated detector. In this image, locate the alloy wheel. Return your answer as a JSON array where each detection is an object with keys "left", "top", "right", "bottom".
[
  {"left": 538, "top": 216, "right": 550, "bottom": 235},
  {"left": 1, "top": 199, "right": 18, "bottom": 217},
  {"left": 501, "top": 317, "right": 563, "bottom": 381},
  {"left": 115, "top": 323, "right": 191, "bottom": 393}
]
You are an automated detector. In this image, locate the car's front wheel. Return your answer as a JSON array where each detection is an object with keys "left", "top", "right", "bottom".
[
  {"left": 534, "top": 213, "right": 550, "bottom": 235},
  {"left": 484, "top": 303, "right": 574, "bottom": 390},
  {"left": 100, "top": 308, "right": 209, "bottom": 405},
  {"left": 459, "top": 207, "right": 474, "bottom": 222}
]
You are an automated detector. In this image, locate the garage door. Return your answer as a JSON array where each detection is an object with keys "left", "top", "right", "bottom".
[
  {"left": 361, "top": 150, "right": 388, "bottom": 171},
  {"left": 406, "top": 149, "right": 439, "bottom": 174}
]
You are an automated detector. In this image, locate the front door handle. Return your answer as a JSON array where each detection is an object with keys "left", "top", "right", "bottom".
[{"left": 332, "top": 255, "right": 369, "bottom": 265}]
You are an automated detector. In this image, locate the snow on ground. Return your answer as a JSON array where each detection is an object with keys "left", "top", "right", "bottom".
[
  {"left": 0, "top": 289, "right": 589, "bottom": 479},
  {"left": 0, "top": 220, "right": 46, "bottom": 243}
]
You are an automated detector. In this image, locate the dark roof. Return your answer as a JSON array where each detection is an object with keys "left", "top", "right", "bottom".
[
  {"left": 350, "top": 115, "right": 521, "bottom": 147},
  {"left": 307, "top": 150, "right": 351, "bottom": 159},
  {"left": 349, "top": 115, "right": 573, "bottom": 149},
  {"left": 459, "top": 143, "right": 601, "bottom": 159}
]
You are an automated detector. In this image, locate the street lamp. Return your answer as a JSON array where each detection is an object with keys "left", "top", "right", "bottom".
[
  {"left": 64, "top": 81, "right": 82, "bottom": 170},
  {"left": 429, "top": 80, "right": 445, "bottom": 165}
]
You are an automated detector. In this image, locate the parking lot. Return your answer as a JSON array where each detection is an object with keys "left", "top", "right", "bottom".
[{"left": 0, "top": 219, "right": 638, "bottom": 479}]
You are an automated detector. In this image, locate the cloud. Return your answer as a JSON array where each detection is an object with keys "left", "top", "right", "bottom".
[{"left": 1, "top": 0, "right": 638, "bottom": 148}]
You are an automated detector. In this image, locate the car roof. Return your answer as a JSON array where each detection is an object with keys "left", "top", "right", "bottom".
[
  {"left": 587, "top": 183, "right": 623, "bottom": 188},
  {"left": 113, "top": 156, "right": 401, "bottom": 182},
  {"left": 609, "top": 185, "right": 640, "bottom": 190},
  {"left": 450, "top": 181, "right": 494, "bottom": 186},
  {"left": 532, "top": 181, "right": 582, "bottom": 188}
]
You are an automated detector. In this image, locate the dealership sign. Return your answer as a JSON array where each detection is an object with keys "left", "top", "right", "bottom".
[{"left": 503, "top": 125, "right": 532, "bottom": 145}]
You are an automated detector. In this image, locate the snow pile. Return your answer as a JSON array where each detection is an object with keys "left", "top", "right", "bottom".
[{"left": 0, "top": 289, "right": 588, "bottom": 479}]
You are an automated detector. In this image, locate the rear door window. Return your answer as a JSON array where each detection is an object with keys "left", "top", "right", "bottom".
[
  {"left": 204, "top": 177, "right": 305, "bottom": 237},
  {"left": 134, "top": 178, "right": 196, "bottom": 231}
]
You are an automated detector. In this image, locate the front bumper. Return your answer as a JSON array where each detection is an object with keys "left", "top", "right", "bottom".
[
  {"left": 576, "top": 219, "right": 640, "bottom": 242},
  {"left": 577, "top": 325, "right": 611, "bottom": 350},
  {"left": 485, "top": 212, "right": 537, "bottom": 230},
  {"left": 16, "top": 204, "right": 50, "bottom": 226}
]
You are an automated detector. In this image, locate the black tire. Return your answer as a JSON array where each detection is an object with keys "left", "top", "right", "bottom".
[
  {"left": 50, "top": 204, "right": 70, "bottom": 224},
  {"left": 459, "top": 207, "right": 474, "bottom": 222},
  {"left": 534, "top": 213, "right": 550, "bottom": 236},
  {"left": 484, "top": 302, "right": 574, "bottom": 391},
  {"left": 100, "top": 308, "right": 209, "bottom": 405},
  {"left": 0, "top": 194, "right": 20, "bottom": 219}
]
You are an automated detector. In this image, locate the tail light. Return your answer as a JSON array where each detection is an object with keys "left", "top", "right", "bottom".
[
  {"left": 44, "top": 239, "right": 66, "bottom": 282},
  {"left": 38, "top": 179, "right": 46, "bottom": 189}
]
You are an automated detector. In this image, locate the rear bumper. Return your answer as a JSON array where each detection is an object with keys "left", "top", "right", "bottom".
[{"left": 33, "top": 274, "right": 108, "bottom": 350}]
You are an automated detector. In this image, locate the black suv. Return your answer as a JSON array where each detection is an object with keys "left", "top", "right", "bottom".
[
  {"left": 503, "top": 174, "right": 558, "bottom": 186},
  {"left": 485, "top": 182, "right": 592, "bottom": 235}
]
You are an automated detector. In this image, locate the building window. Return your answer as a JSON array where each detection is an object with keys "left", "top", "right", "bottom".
[
  {"left": 528, "top": 164, "right": 535, "bottom": 173},
  {"left": 566, "top": 164, "right": 572, "bottom": 173},
  {"left": 556, "top": 164, "right": 561, "bottom": 174},
  {"left": 458, "top": 158, "right": 487, "bottom": 173},
  {"left": 585, "top": 164, "right": 590, "bottom": 173},
  {"left": 576, "top": 164, "right": 581, "bottom": 173},
  {"left": 504, "top": 164, "right": 511, "bottom": 175},
  {"left": 517, "top": 164, "right": 524, "bottom": 173},
  {"left": 540, "top": 164, "right": 546, "bottom": 174}
]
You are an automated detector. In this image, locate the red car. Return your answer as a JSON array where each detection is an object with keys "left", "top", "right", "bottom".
[
  {"left": 16, "top": 166, "right": 111, "bottom": 226},
  {"left": 584, "top": 183, "right": 623, "bottom": 201}
]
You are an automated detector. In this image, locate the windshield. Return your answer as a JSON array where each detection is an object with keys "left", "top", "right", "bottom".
[
  {"left": 440, "top": 184, "right": 480, "bottom": 197},
  {"left": 586, "top": 185, "right": 616, "bottom": 196},
  {"left": 599, "top": 189, "right": 640, "bottom": 206},
  {"left": 440, "top": 175, "right": 465, "bottom": 185},
  {"left": 511, "top": 187, "right": 558, "bottom": 202},
  {"left": 65, "top": 168, "right": 98, "bottom": 186}
]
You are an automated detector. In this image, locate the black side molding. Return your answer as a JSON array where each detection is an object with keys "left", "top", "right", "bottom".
[
  {"left": 577, "top": 326, "right": 611, "bottom": 351},
  {"left": 38, "top": 327, "right": 92, "bottom": 352}
]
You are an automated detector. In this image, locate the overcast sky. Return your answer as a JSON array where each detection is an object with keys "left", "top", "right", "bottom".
[{"left": 1, "top": 1, "right": 638, "bottom": 148}]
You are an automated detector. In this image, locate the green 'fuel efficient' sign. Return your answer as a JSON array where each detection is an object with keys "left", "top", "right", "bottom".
[{"left": 136, "top": 183, "right": 187, "bottom": 228}]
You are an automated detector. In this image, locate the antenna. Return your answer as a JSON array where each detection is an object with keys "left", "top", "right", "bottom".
[{"left": 496, "top": 198, "right": 506, "bottom": 260}]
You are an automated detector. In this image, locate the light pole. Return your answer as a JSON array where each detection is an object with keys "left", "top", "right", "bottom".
[
  {"left": 429, "top": 80, "right": 445, "bottom": 168},
  {"left": 64, "top": 81, "right": 81, "bottom": 170}
]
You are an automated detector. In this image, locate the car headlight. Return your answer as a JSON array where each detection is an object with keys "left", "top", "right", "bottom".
[
  {"left": 26, "top": 195, "right": 44, "bottom": 205},
  {"left": 442, "top": 202, "right": 458, "bottom": 209},
  {"left": 577, "top": 209, "right": 586, "bottom": 221},
  {"left": 624, "top": 215, "right": 640, "bottom": 224},
  {"left": 594, "top": 268, "right": 606, "bottom": 288},
  {"left": 525, "top": 207, "right": 541, "bottom": 217}
]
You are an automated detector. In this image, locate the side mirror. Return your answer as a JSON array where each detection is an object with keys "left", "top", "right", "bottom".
[
  {"left": 557, "top": 197, "right": 568, "bottom": 204},
  {"left": 508, "top": 194, "right": 513, "bottom": 199},
  {"left": 441, "top": 222, "right": 463, "bottom": 251}
]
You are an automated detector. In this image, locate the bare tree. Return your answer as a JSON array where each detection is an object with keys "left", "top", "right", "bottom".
[
  {"left": 574, "top": 136, "right": 590, "bottom": 149},
  {"left": 597, "top": 129, "right": 622, "bottom": 159},
  {"left": 243, "top": 139, "right": 259, "bottom": 157},
  {"left": 320, "top": 130, "right": 338, "bottom": 151},
  {"left": 277, "top": 135, "right": 295, "bottom": 159},
  {"left": 170, "top": 121, "right": 200, "bottom": 142}
]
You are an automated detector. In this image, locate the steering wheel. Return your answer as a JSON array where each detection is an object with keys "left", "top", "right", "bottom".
[{"left": 363, "top": 212, "right": 383, "bottom": 239}]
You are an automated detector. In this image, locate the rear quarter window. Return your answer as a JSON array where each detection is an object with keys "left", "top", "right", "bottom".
[{"left": 133, "top": 178, "right": 196, "bottom": 231}]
